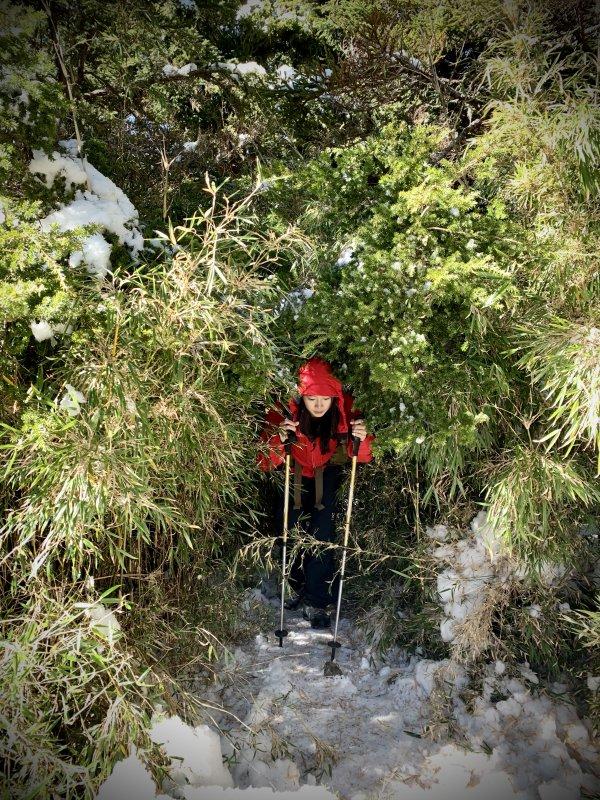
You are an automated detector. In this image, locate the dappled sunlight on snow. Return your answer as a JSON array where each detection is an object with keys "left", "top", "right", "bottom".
[{"left": 97, "top": 589, "right": 599, "bottom": 800}]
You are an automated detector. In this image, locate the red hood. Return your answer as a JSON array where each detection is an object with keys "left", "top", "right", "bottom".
[{"left": 292, "top": 357, "right": 349, "bottom": 434}]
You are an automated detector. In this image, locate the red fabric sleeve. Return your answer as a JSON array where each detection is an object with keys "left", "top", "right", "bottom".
[
  {"left": 347, "top": 433, "right": 375, "bottom": 462},
  {"left": 256, "top": 406, "right": 286, "bottom": 471},
  {"left": 343, "top": 392, "right": 375, "bottom": 463}
]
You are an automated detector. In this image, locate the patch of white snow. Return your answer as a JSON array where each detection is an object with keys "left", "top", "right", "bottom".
[
  {"left": 29, "top": 141, "right": 143, "bottom": 277},
  {"left": 57, "top": 383, "right": 87, "bottom": 416}
]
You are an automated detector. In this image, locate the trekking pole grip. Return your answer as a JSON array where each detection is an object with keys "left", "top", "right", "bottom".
[
  {"left": 281, "top": 405, "right": 297, "bottom": 453},
  {"left": 284, "top": 430, "right": 296, "bottom": 454},
  {"left": 352, "top": 435, "right": 361, "bottom": 457}
]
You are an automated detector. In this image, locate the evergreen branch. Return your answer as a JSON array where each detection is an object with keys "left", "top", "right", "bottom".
[{"left": 82, "top": 66, "right": 238, "bottom": 101}]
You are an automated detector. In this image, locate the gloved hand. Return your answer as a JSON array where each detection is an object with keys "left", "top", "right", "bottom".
[
  {"left": 278, "top": 419, "right": 299, "bottom": 442},
  {"left": 350, "top": 418, "right": 367, "bottom": 441}
]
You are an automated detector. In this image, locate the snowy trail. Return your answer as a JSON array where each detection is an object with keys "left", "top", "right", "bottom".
[
  {"left": 97, "top": 594, "right": 600, "bottom": 799},
  {"left": 205, "top": 594, "right": 600, "bottom": 800},
  {"left": 217, "top": 607, "right": 435, "bottom": 796}
]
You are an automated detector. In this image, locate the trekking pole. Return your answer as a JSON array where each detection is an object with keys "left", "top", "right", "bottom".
[
  {"left": 324, "top": 435, "right": 361, "bottom": 677},
  {"left": 275, "top": 422, "right": 296, "bottom": 648}
]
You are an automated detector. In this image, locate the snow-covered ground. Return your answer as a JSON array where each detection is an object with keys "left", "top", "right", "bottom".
[{"left": 98, "top": 594, "right": 599, "bottom": 800}]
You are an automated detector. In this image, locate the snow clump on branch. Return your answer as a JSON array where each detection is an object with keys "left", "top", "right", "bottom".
[
  {"left": 30, "top": 319, "right": 73, "bottom": 346},
  {"left": 211, "top": 60, "right": 267, "bottom": 79},
  {"left": 236, "top": 0, "right": 263, "bottom": 19},
  {"left": 277, "top": 286, "right": 314, "bottom": 320},
  {"left": 29, "top": 139, "right": 144, "bottom": 280},
  {"left": 57, "top": 383, "right": 87, "bottom": 416},
  {"left": 276, "top": 63, "right": 297, "bottom": 86},
  {"left": 162, "top": 63, "right": 197, "bottom": 77}
]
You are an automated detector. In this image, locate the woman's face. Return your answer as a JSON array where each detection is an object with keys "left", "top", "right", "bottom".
[{"left": 304, "top": 395, "right": 332, "bottom": 417}]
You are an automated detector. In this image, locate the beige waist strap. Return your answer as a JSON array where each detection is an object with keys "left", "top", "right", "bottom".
[
  {"left": 314, "top": 465, "right": 325, "bottom": 510},
  {"left": 292, "top": 460, "right": 326, "bottom": 510},
  {"left": 293, "top": 459, "right": 303, "bottom": 510}
]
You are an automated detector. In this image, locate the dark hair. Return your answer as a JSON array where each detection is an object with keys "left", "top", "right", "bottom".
[{"left": 296, "top": 396, "right": 341, "bottom": 455}]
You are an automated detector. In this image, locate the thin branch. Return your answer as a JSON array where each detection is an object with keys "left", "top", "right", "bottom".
[
  {"left": 429, "top": 117, "right": 486, "bottom": 165},
  {"left": 41, "top": 0, "right": 89, "bottom": 188},
  {"left": 82, "top": 66, "right": 234, "bottom": 100}
]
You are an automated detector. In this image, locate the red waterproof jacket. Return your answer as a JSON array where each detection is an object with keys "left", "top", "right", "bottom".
[{"left": 257, "top": 392, "right": 375, "bottom": 478}]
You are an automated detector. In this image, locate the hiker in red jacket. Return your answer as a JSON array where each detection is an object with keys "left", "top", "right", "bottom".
[{"left": 257, "top": 357, "right": 374, "bottom": 628}]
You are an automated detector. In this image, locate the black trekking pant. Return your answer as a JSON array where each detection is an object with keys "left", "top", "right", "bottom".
[{"left": 274, "top": 463, "right": 343, "bottom": 608}]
